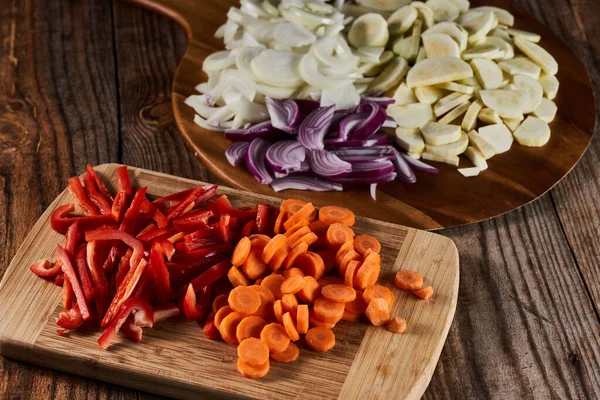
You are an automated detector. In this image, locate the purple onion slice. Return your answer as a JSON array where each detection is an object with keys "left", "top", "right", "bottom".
[
  {"left": 245, "top": 138, "right": 273, "bottom": 184},
  {"left": 270, "top": 174, "right": 343, "bottom": 192},
  {"left": 338, "top": 113, "right": 368, "bottom": 140},
  {"left": 352, "top": 103, "right": 387, "bottom": 140},
  {"left": 225, "top": 121, "right": 281, "bottom": 142},
  {"left": 400, "top": 152, "right": 439, "bottom": 174},
  {"left": 331, "top": 146, "right": 395, "bottom": 157},
  {"left": 392, "top": 148, "right": 417, "bottom": 183},
  {"left": 225, "top": 142, "right": 249, "bottom": 167},
  {"left": 324, "top": 134, "right": 391, "bottom": 148},
  {"left": 307, "top": 149, "right": 352, "bottom": 178},
  {"left": 295, "top": 99, "right": 321, "bottom": 116},
  {"left": 361, "top": 97, "right": 396, "bottom": 106},
  {"left": 265, "top": 140, "right": 306, "bottom": 174},
  {"left": 328, "top": 171, "right": 398, "bottom": 184},
  {"left": 265, "top": 97, "right": 299, "bottom": 134},
  {"left": 370, "top": 183, "right": 377, "bottom": 200},
  {"left": 350, "top": 160, "right": 395, "bottom": 178},
  {"left": 298, "top": 104, "right": 336, "bottom": 150}
]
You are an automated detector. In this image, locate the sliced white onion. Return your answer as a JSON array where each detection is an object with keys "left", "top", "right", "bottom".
[
  {"left": 312, "top": 37, "right": 359, "bottom": 70},
  {"left": 222, "top": 90, "right": 242, "bottom": 105},
  {"left": 319, "top": 66, "right": 362, "bottom": 79},
  {"left": 335, "top": 36, "right": 354, "bottom": 58},
  {"left": 279, "top": 5, "right": 334, "bottom": 29},
  {"left": 233, "top": 47, "right": 261, "bottom": 81},
  {"left": 221, "top": 69, "right": 256, "bottom": 102},
  {"left": 241, "top": 0, "right": 269, "bottom": 18},
  {"left": 195, "top": 83, "right": 209, "bottom": 94},
  {"left": 228, "top": 97, "right": 269, "bottom": 123},
  {"left": 299, "top": 52, "right": 352, "bottom": 90},
  {"left": 214, "top": 24, "right": 226, "bottom": 39},
  {"left": 193, "top": 114, "right": 225, "bottom": 131},
  {"left": 207, "top": 105, "right": 235, "bottom": 125},
  {"left": 185, "top": 95, "right": 227, "bottom": 119},
  {"left": 242, "top": 32, "right": 265, "bottom": 48},
  {"left": 356, "top": 47, "right": 385, "bottom": 63},
  {"left": 321, "top": 82, "right": 361, "bottom": 110},
  {"left": 251, "top": 49, "right": 304, "bottom": 88},
  {"left": 223, "top": 20, "right": 239, "bottom": 45},
  {"left": 255, "top": 84, "right": 298, "bottom": 99},
  {"left": 273, "top": 22, "right": 317, "bottom": 47},
  {"left": 202, "top": 50, "right": 236, "bottom": 73}
]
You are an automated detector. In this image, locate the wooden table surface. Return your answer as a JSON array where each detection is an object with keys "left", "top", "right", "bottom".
[{"left": 0, "top": 0, "right": 599, "bottom": 399}]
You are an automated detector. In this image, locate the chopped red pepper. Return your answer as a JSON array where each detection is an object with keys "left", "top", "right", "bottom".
[
  {"left": 86, "top": 164, "right": 114, "bottom": 203},
  {"left": 166, "top": 185, "right": 218, "bottom": 221},
  {"left": 137, "top": 227, "right": 177, "bottom": 243},
  {"left": 153, "top": 304, "right": 180, "bottom": 323},
  {"left": 241, "top": 220, "right": 256, "bottom": 237},
  {"left": 98, "top": 297, "right": 153, "bottom": 349},
  {"left": 122, "top": 315, "right": 143, "bottom": 343},
  {"left": 171, "top": 244, "right": 229, "bottom": 264},
  {"left": 120, "top": 187, "right": 147, "bottom": 234},
  {"left": 111, "top": 190, "right": 128, "bottom": 222},
  {"left": 172, "top": 209, "right": 214, "bottom": 232},
  {"left": 51, "top": 204, "right": 115, "bottom": 234},
  {"left": 136, "top": 223, "right": 156, "bottom": 238},
  {"left": 140, "top": 199, "right": 168, "bottom": 228},
  {"left": 56, "top": 245, "right": 92, "bottom": 321},
  {"left": 158, "top": 240, "right": 175, "bottom": 261},
  {"left": 132, "top": 267, "right": 155, "bottom": 303},
  {"left": 202, "top": 315, "right": 220, "bottom": 340},
  {"left": 181, "top": 236, "right": 224, "bottom": 253},
  {"left": 30, "top": 259, "right": 62, "bottom": 278},
  {"left": 117, "top": 165, "right": 132, "bottom": 197},
  {"left": 255, "top": 204, "right": 270, "bottom": 234},
  {"left": 68, "top": 177, "right": 100, "bottom": 216},
  {"left": 150, "top": 242, "right": 174, "bottom": 305},
  {"left": 102, "top": 245, "right": 119, "bottom": 274},
  {"left": 55, "top": 272, "right": 65, "bottom": 286},
  {"left": 152, "top": 188, "right": 195, "bottom": 207},
  {"left": 56, "top": 304, "right": 84, "bottom": 330},
  {"left": 218, "top": 214, "right": 231, "bottom": 244},
  {"left": 167, "top": 232, "right": 185, "bottom": 243},
  {"left": 83, "top": 172, "right": 112, "bottom": 215},
  {"left": 75, "top": 246, "right": 95, "bottom": 302},
  {"left": 62, "top": 278, "right": 74, "bottom": 310},
  {"left": 167, "top": 253, "right": 226, "bottom": 289},
  {"left": 115, "top": 248, "right": 133, "bottom": 288},
  {"left": 183, "top": 223, "right": 213, "bottom": 243},
  {"left": 64, "top": 220, "right": 80, "bottom": 259},
  {"left": 84, "top": 229, "right": 145, "bottom": 270},
  {"left": 212, "top": 277, "right": 234, "bottom": 296},
  {"left": 101, "top": 258, "right": 148, "bottom": 327},
  {"left": 190, "top": 260, "right": 230, "bottom": 292},
  {"left": 86, "top": 241, "right": 108, "bottom": 289},
  {"left": 183, "top": 284, "right": 212, "bottom": 321},
  {"left": 214, "top": 195, "right": 257, "bottom": 221}
]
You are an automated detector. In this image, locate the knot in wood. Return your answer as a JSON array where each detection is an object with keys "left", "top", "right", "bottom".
[
  {"left": 139, "top": 99, "right": 174, "bottom": 130},
  {"left": 0, "top": 119, "right": 28, "bottom": 152}
]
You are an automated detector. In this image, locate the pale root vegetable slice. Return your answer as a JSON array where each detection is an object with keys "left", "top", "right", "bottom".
[
  {"left": 513, "top": 116, "right": 551, "bottom": 147},
  {"left": 393, "top": 83, "right": 417, "bottom": 105},
  {"left": 459, "top": 76, "right": 481, "bottom": 88},
  {"left": 393, "top": 36, "right": 413, "bottom": 60},
  {"left": 464, "top": 146, "right": 488, "bottom": 170},
  {"left": 423, "top": 33, "right": 461, "bottom": 58},
  {"left": 406, "top": 19, "right": 423, "bottom": 62},
  {"left": 514, "top": 37, "right": 558, "bottom": 76},
  {"left": 461, "top": 11, "right": 497, "bottom": 44},
  {"left": 498, "top": 57, "right": 542, "bottom": 80},
  {"left": 491, "top": 27, "right": 512, "bottom": 41},
  {"left": 448, "top": 0, "right": 469, "bottom": 12},
  {"left": 202, "top": 50, "right": 236, "bottom": 72},
  {"left": 407, "top": 57, "right": 473, "bottom": 87},
  {"left": 395, "top": 127, "right": 425, "bottom": 153},
  {"left": 513, "top": 75, "right": 543, "bottom": 113},
  {"left": 312, "top": 37, "right": 359, "bottom": 71},
  {"left": 462, "top": 44, "right": 502, "bottom": 61},
  {"left": 357, "top": 0, "right": 412, "bottom": 11},
  {"left": 361, "top": 51, "right": 394, "bottom": 77},
  {"left": 478, "top": 108, "right": 503, "bottom": 124},
  {"left": 426, "top": 0, "right": 460, "bottom": 22},
  {"left": 423, "top": 21, "right": 468, "bottom": 51},
  {"left": 481, "top": 37, "right": 515, "bottom": 60},
  {"left": 504, "top": 28, "right": 541, "bottom": 43},
  {"left": 458, "top": 167, "right": 481, "bottom": 177},
  {"left": 411, "top": 1, "right": 435, "bottom": 28},
  {"left": 422, "top": 152, "right": 459, "bottom": 166},
  {"left": 470, "top": 6, "right": 515, "bottom": 26},
  {"left": 479, "top": 89, "right": 531, "bottom": 118},
  {"left": 421, "top": 122, "right": 462, "bottom": 145},
  {"left": 387, "top": 103, "right": 434, "bottom": 129},
  {"left": 503, "top": 116, "right": 523, "bottom": 132},
  {"left": 435, "top": 81, "right": 474, "bottom": 94},
  {"left": 368, "top": 57, "right": 409, "bottom": 92},
  {"left": 470, "top": 59, "right": 503, "bottom": 90},
  {"left": 478, "top": 123, "right": 513, "bottom": 153},
  {"left": 434, "top": 92, "right": 473, "bottom": 117},
  {"left": 387, "top": 5, "right": 418, "bottom": 35},
  {"left": 533, "top": 98, "right": 557, "bottom": 123},
  {"left": 467, "top": 130, "right": 496, "bottom": 159},
  {"left": 250, "top": 50, "right": 303, "bottom": 88},
  {"left": 356, "top": 47, "right": 385, "bottom": 64},
  {"left": 538, "top": 73, "right": 560, "bottom": 100},
  {"left": 348, "top": 13, "right": 389, "bottom": 48},
  {"left": 299, "top": 53, "right": 352, "bottom": 90},
  {"left": 416, "top": 46, "right": 427, "bottom": 63},
  {"left": 425, "top": 130, "right": 468, "bottom": 157},
  {"left": 462, "top": 100, "right": 484, "bottom": 132},
  {"left": 438, "top": 101, "right": 471, "bottom": 125},
  {"left": 414, "top": 86, "right": 445, "bottom": 105}
]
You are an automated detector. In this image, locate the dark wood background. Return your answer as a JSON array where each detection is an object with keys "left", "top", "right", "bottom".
[{"left": 0, "top": 0, "right": 599, "bottom": 398}]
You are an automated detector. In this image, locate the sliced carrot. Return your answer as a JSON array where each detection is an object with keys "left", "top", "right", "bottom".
[
  {"left": 283, "top": 202, "right": 315, "bottom": 231},
  {"left": 394, "top": 270, "right": 424, "bottom": 292},
  {"left": 283, "top": 219, "right": 310, "bottom": 237},
  {"left": 238, "top": 337, "right": 270, "bottom": 366},
  {"left": 286, "top": 226, "right": 311, "bottom": 247},
  {"left": 283, "top": 267, "right": 305, "bottom": 279},
  {"left": 335, "top": 241, "right": 355, "bottom": 268},
  {"left": 309, "top": 309, "right": 336, "bottom": 329},
  {"left": 268, "top": 246, "right": 290, "bottom": 271},
  {"left": 296, "top": 304, "right": 309, "bottom": 334},
  {"left": 362, "top": 248, "right": 374, "bottom": 260},
  {"left": 228, "top": 286, "right": 261, "bottom": 314},
  {"left": 309, "top": 220, "right": 330, "bottom": 249},
  {"left": 354, "top": 253, "right": 381, "bottom": 291},
  {"left": 270, "top": 342, "right": 299, "bottom": 363},
  {"left": 281, "top": 275, "right": 306, "bottom": 295},
  {"left": 316, "top": 250, "right": 336, "bottom": 274},
  {"left": 342, "top": 310, "right": 361, "bottom": 322},
  {"left": 282, "top": 312, "right": 300, "bottom": 341},
  {"left": 295, "top": 252, "right": 325, "bottom": 280},
  {"left": 237, "top": 358, "right": 270, "bottom": 379},
  {"left": 232, "top": 237, "right": 251, "bottom": 267},
  {"left": 219, "top": 311, "right": 247, "bottom": 345},
  {"left": 308, "top": 220, "right": 329, "bottom": 233},
  {"left": 250, "top": 234, "right": 270, "bottom": 251},
  {"left": 363, "top": 285, "right": 394, "bottom": 310},
  {"left": 326, "top": 223, "right": 355, "bottom": 251},
  {"left": 322, "top": 284, "right": 356, "bottom": 303},
  {"left": 273, "top": 212, "right": 285, "bottom": 235},
  {"left": 283, "top": 242, "right": 309, "bottom": 269},
  {"left": 317, "top": 276, "right": 345, "bottom": 287},
  {"left": 260, "top": 323, "right": 290, "bottom": 354},
  {"left": 236, "top": 316, "right": 268, "bottom": 342},
  {"left": 261, "top": 274, "right": 285, "bottom": 299},
  {"left": 212, "top": 294, "right": 229, "bottom": 313},
  {"left": 386, "top": 317, "right": 407, "bottom": 334},
  {"left": 413, "top": 286, "right": 434, "bottom": 300},
  {"left": 252, "top": 285, "right": 275, "bottom": 319},
  {"left": 354, "top": 234, "right": 381, "bottom": 256},
  {"left": 273, "top": 299, "right": 284, "bottom": 323},
  {"left": 287, "top": 202, "right": 315, "bottom": 221},
  {"left": 228, "top": 266, "right": 250, "bottom": 287},
  {"left": 242, "top": 250, "right": 268, "bottom": 280},
  {"left": 365, "top": 298, "right": 390, "bottom": 327},
  {"left": 214, "top": 305, "right": 233, "bottom": 330},
  {"left": 255, "top": 278, "right": 263, "bottom": 285},
  {"left": 344, "top": 260, "right": 361, "bottom": 288},
  {"left": 297, "top": 276, "right": 321, "bottom": 304},
  {"left": 339, "top": 250, "right": 360, "bottom": 277},
  {"left": 293, "top": 232, "right": 319, "bottom": 248},
  {"left": 280, "top": 199, "right": 306, "bottom": 216},
  {"left": 305, "top": 327, "right": 335, "bottom": 352},
  {"left": 281, "top": 293, "right": 298, "bottom": 319},
  {"left": 313, "top": 296, "right": 345, "bottom": 324},
  {"left": 345, "top": 290, "right": 367, "bottom": 315},
  {"left": 262, "top": 234, "right": 287, "bottom": 264},
  {"left": 319, "top": 206, "right": 355, "bottom": 226}
]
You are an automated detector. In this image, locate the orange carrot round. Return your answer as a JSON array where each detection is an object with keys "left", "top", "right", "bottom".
[
  {"left": 281, "top": 275, "right": 306, "bottom": 295},
  {"left": 293, "top": 232, "right": 319, "bottom": 248},
  {"left": 319, "top": 206, "right": 355, "bottom": 226},
  {"left": 282, "top": 312, "right": 300, "bottom": 341},
  {"left": 280, "top": 199, "right": 306, "bottom": 216},
  {"left": 295, "top": 252, "right": 325, "bottom": 280},
  {"left": 261, "top": 274, "right": 285, "bottom": 299},
  {"left": 273, "top": 300, "right": 284, "bottom": 324},
  {"left": 317, "top": 276, "right": 345, "bottom": 287},
  {"left": 281, "top": 294, "right": 298, "bottom": 319},
  {"left": 354, "top": 253, "right": 381, "bottom": 290},
  {"left": 286, "top": 226, "right": 311, "bottom": 247},
  {"left": 283, "top": 267, "right": 305, "bottom": 279},
  {"left": 237, "top": 337, "right": 270, "bottom": 366},
  {"left": 313, "top": 296, "right": 344, "bottom": 324},
  {"left": 413, "top": 286, "right": 434, "bottom": 300},
  {"left": 242, "top": 250, "right": 268, "bottom": 280},
  {"left": 268, "top": 246, "right": 290, "bottom": 271},
  {"left": 339, "top": 250, "right": 360, "bottom": 277},
  {"left": 344, "top": 260, "right": 361, "bottom": 288},
  {"left": 283, "top": 242, "right": 309, "bottom": 269},
  {"left": 236, "top": 316, "right": 268, "bottom": 342},
  {"left": 252, "top": 285, "right": 275, "bottom": 318},
  {"left": 365, "top": 298, "right": 390, "bottom": 327},
  {"left": 321, "top": 284, "right": 356, "bottom": 303},
  {"left": 283, "top": 203, "right": 315, "bottom": 231},
  {"left": 232, "top": 237, "right": 251, "bottom": 267},
  {"left": 273, "top": 212, "right": 285, "bottom": 235},
  {"left": 228, "top": 266, "right": 250, "bottom": 287},
  {"left": 305, "top": 327, "right": 336, "bottom": 352},
  {"left": 283, "top": 219, "right": 310, "bottom": 237},
  {"left": 335, "top": 241, "right": 355, "bottom": 269},
  {"left": 386, "top": 317, "right": 407, "bottom": 334},
  {"left": 326, "top": 223, "right": 355, "bottom": 251},
  {"left": 214, "top": 305, "right": 233, "bottom": 330},
  {"left": 394, "top": 270, "right": 424, "bottom": 292},
  {"left": 260, "top": 323, "right": 290, "bottom": 354},
  {"left": 220, "top": 311, "right": 247, "bottom": 345},
  {"left": 237, "top": 358, "right": 270, "bottom": 379},
  {"left": 316, "top": 250, "right": 337, "bottom": 273},
  {"left": 309, "top": 309, "right": 336, "bottom": 329},
  {"left": 342, "top": 310, "right": 361, "bottom": 322},
  {"left": 363, "top": 285, "right": 394, "bottom": 310},
  {"left": 296, "top": 304, "right": 309, "bottom": 334},
  {"left": 212, "top": 294, "right": 229, "bottom": 313},
  {"left": 250, "top": 234, "right": 270, "bottom": 250},
  {"left": 270, "top": 342, "right": 299, "bottom": 363},
  {"left": 354, "top": 234, "right": 381, "bottom": 256},
  {"left": 262, "top": 234, "right": 287, "bottom": 264},
  {"left": 297, "top": 276, "right": 321, "bottom": 304},
  {"left": 345, "top": 290, "right": 367, "bottom": 315},
  {"left": 228, "top": 286, "right": 261, "bottom": 314}
]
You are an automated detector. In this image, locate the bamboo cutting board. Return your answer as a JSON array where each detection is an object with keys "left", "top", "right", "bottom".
[{"left": 0, "top": 164, "right": 459, "bottom": 400}]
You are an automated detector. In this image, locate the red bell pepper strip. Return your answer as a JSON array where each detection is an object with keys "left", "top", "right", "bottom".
[
  {"left": 117, "top": 165, "right": 132, "bottom": 197},
  {"left": 136, "top": 223, "right": 157, "bottom": 238},
  {"left": 202, "top": 316, "right": 220, "bottom": 340},
  {"left": 85, "top": 229, "right": 144, "bottom": 270},
  {"left": 137, "top": 227, "right": 176, "bottom": 243},
  {"left": 115, "top": 248, "right": 133, "bottom": 288},
  {"left": 68, "top": 176, "right": 100, "bottom": 216},
  {"left": 218, "top": 214, "right": 231, "bottom": 244},
  {"left": 82, "top": 172, "right": 112, "bottom": 215},
  {"left": 150, "top": 242, "right": 174, "bottom": 305},
  {"left": 56, "top": 304, "right": 84, "bottom": 330},
  {"left": 102, "top": 245, "right": 119, "bottom": 274},
  {"left": 168, "top": 232, "right": 185, "bottom": 243},
  {"left": 119, "top": 187, "right": 147, "bottom": 234},
  {"left": 214, "top": 195, "right": 257, "bottom": 221},
  {"left": 255, "top": 204, "right": 270, "bottom": 234},
  {"left": 171, "top": 244, "right": 229, "bottom": 264},
  {"left": 152, "top": 188, "right": 195, "bottom": 207},
  {"left": 56, "top": 245, "right": 92, "bottom": 321},
  {"left": 62, "top": 278, "right": 74, "bottom": 310},
  {"left": 159, "top": 240, "right": 175, "bottom": 261},
  {"left": 183, "top": 284, "right": 212, "bottom": 321},
  {"left": 167, "top": 185, "right": 218, "bottom": 221},
  {"left": 98, "top": 297, "right": 154, "bottom": 349},
  {"left": 167, "top": 253, "right": 226, "bottom": 289},
  {"left": 51, "top": 204, "right": 115, "bottom": 234},
  {"left": 241, "top": 220, "right": 256, "bottom": 237},
  {"left": 75, "top": 246, "right": 94, "bottom": 302},
  {"left": 172, "top": 209, "right": 214, "bottom": 232},
  {"left": 111, "top": 190, "right": 127, "bottom": 222},
  {"left": 153, "top": 304, "right": 180, "bottom": 323},
  {"left": 30, "top": 259, "right": 62, "bottom": 278},
  {"left": 86, "top": 164, "right": 114, "bottom": 203},
  {"left": 64, "top": 220, "right": 80, "bottom": 259},
  {"left": 101, "top": 259, "right": 148, "bottom": 327},
  {"left": 122, "top": 315, "right": 143, "bottom": 343},
  {"left": 140, "top": 199, "right": 168, "bottom": 228},
  {"left": 182, "top": 236, "right": 224, "bottom": 253},
  {"left": 55, "top": 272, "right": 65, "bottom": 286},
  {"left": 86, "top": 241, "right": 108, "bottom": 289},
  {"left": 183, "top": 223, "right": 213, "bottom": 243},
  {"left": 190, "top": 260, "right": 230, "bottom": 292},
  {"left": 212, "top": 277, "right": 234, "bottom": 295}
]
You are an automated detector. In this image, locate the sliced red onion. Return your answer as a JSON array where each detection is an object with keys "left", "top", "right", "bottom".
[
  {"left": 225, "top": 121, "right": 281, "bottom": 142},
  {"left": 338, "top": 113, "right": 368, "bottom": 140},
  {"left": 337, "top": 155, "right": 394, "bottom": 163},
  {"left": 225, "top": 142, "right": 249, "bottom": 167},
  {"left": 350, "top": 160, "right": 395, "bottom": 178},
  {"left": 370, "top": 183, "right": 377, "bottom": 200},
  {"left": 265, "top": 140, "right": 306, "bottom": 174},
  {"left": 330, "top": 109, "right": 354, "bottom": 133},
  {"left": 392, "top": 148, "right": 417, "bottom": 183},
  {"left": 383, "top": 116, "right": 397, "bottom": 128},
  {"left": 298, "top": 105, "right": 336, "bottom": 150},
  {"left": 400, "top": 152, "right": 439, "bottom": 174},
  {"left": 361, "top": 97, "right": 396, "bottom": 106},
  {"left": 352, "top": 103, "right": 387, "bottom": 140},
  {"left": 270, "top": 174, "right": 343, "bottom": 192},
  {"left": 307, "top": 149, "right": 352, "bottom": 177},
  {"left": 356, "top": 103, "right": 371, "bottom": 114},
  {"left": 296, "top": 99, "right": 321, "bottom": 116},
  {"left": 324, "top": 134, "right": 391, "bottom": 148},
  {"left": 265, "top": 97, "right": 300, "bottom": 134},
  {"left": 331, "top": 146, "right": 394, "bottom": 157},
  {"left": 328, "top": 171, "right": 398, "bottom": 184},
  {"left": 245, "top": 138, "right": 273, "bottom": 184}
]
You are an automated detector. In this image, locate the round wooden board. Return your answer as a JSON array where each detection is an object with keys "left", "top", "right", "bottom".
[{"left": 124, "top": 0, "right": 596, "bottom": 230}]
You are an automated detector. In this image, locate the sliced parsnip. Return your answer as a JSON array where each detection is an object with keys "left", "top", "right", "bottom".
[
  {"left": 462, "top": 100, "right": 483, "bottom": 131},
  {"left": 478, "top": 123, "right": 513, "bottom": 153},
  {"left": 415, "top": 86, "right": 445, "bottom": 104},
  {"left": 423, "top": 21, "right": 468, "bottom": 51},
  {"left": 356, "top": 46, "right": 385, "bottom": 64},
  {"left": 388, "top": 5, "right": 418, "bottom": 35},
  {"left": 464, "top": 146, "right": 488, "bottom": 170},
  {"left": 436, "top": 81, "right": 475, "bottom": 94},
  {"left": 504, "top": 27, "right": 541, "bottom": 43},
  {"left": 367, "top": 56, "right": 409, "bottom": 92},
  {"left": 426, "top": 0, "right": 460, "bottom": 22},
  {"left": 299, "top": 53, "right": 352, "bottom": 90},
  {"left": 533, "top": 98, "right": 557, "bottom": 123},
  {"left": 362, "top": 51, "right": 395, "bottom": 77},
  {"left": 503, "top": 116, "right": 523, "bottom": 132},
  {"left": 479, "top": 89, "right": 531, "bottom": 118},
  {"left": 395, "top": 127, "right": 425, "bottom": 153},
  {"left": 460, "top": 11, "right": 497, "bottom": 44},
  {"left": 459, "top": 167, "right": 481, "bottom": 177},
  {"left": 423, "top": 33, "right": 461, "bottom": 58},
  {"left": 438, "top": 100, "right": 471, "bottom": 124},
  {"left": 448, "top": 0, "right": 470, "bottom": 13},
  {"left": 416, "top": 46, "right": 427, "bottom": 63},
  {"left": 393, "top": 83, "right": 418, "bottom": 105},
  {"left": 425, "top": 130, "right": 468, "bottom": 156},
  {"left": 481, "top": 36, "right": 514, "bottom": 59},
  {"left": 411, "top": 2, "right": 435, "bottom": 28},
  {"left": 421, "top": 122, "right": 462, "bottom": 145},
  {"left": 498, "top": 56, "right": 541, "bottom": 79},
  {"left": 490, "top": 27, "right": 512, "bottom": 42},
  {"left": 251, "top": 50, "right": 303, "bottom": 88},
  {"left": 393, "top": 36, "right": 412, "bottom": 59},
  {"left": 513, "top": 116, "right": 551, "bottom": 147},
  {"left": 434, "top": 92, "right": 473, "bottom": 116},
  {"left": 357, "top": 0, "right": 412, "bottom": 11},
  {"left": 422, "top": 152, "right": 460, "bottom": 166},
  {"left": 470, "top": 6, "right": 515, "bottom": 26},
  {"left": 462, "top": 44, "right": 502, "bottom": 61},
  {"left": 407, "top": 57, "right": 473, "bottom": 87},
  {"left": 478, "top": 108, "right": 503, "bottom": 124},
  {"left": 467, "top": 130, "right": 496, "bottom": 159},
  {"left": 387, "top": 103, "right": 434, "bottom": 129},
  {"left": 407, "top": 18, "right": 424, "bottom": 62},
  {"left": 538, "top": 73, "right": 560, "bottom": 100},
  {"left": 513, "top": 74, "right": 543, "bottom": 113},
  {"left": 514, "top": 37, "right": 558, "bottom": 76},
  {"left": 471, "top": 59, "right": 504, "bottom": 90},
  {"left": 348, "top": 13, "right": 389, "bottom": 48}
]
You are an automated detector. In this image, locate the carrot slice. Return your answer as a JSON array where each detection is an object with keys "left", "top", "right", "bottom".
[
  {"left": 316, "top": 250, "right": 336, "bottom": 274},
  {"left": 232, "top": 237, "right": 251, "bottom": 267},
  {"left": 362, "top": 248, "right": 374, "bottom": 260},
  {"left": 280, "top": 199, "right": 306, "bottom": 216},
  {"left": 354, "top": 234, "right": 381, "bottom": 256},
  {"left": 214, "top": 305, "right": 233, "bottom": 330},
  {"left": 413, "top": 286, "right": 434, "bottom": 300},
  {"left": 354, "top": 253, "right": 381, "bottom": 290},
  {"left": 335, "top": 241, "right": 355, "bottom": 268},
  {"left": 309, "top": 309, "right": 336, "bottom": 329},
  {"left": 386, "top": 317, "right": 407, "bottom": 334},
  {"left": 237, "top": 358, "right": 270, "bottom": 379},
  {"left": 342, "top": 310, "right": 361, "bottom": 322},
  {"left": 345, "top": 290, "right": 367, "bottom": 315},
  {"left": 261, "top": 274, "right": 285, "bottom": 299},
  {"left": 250, "top": 234, "right": 270, "bottom": 250},
  {"left": 326, "top": 223, "right": 355, "bottom": 251},
  {"left": 286, "top": 226, "right": 311, "bottom": 247},
  {"left": 273, "top": 212, "right": 285, "bottom": 235},
  {"left": 281, "top": 293, "right": 298, "bottom": 319},
  {"left": 394, "top": 270, "right": 424, "bottom": 292},
  {"left": 212, "top": 294, "right": 229, "bottom": 313},
  {"left": 281, "top": 275, "right": 306, "bottom": 295},
  {"left": 308, "top": 220, "right": 329, "bottom": 233},
  {"left": 238, "top": 337, "right": 270, "bottom": 367},
  {"left": 237, "top": 316, "right": 268, "bottom": 342},
  {"left": 228, "top": 266, "right": 250, "bottom": 287},
  {"left": 252, "top": 286, "right": 275, "bottom": 319},
  {"left": 283, "top": 242, "right": 309, "bottom": 269},
  {"left": 283, "top": 202, "right": 315, "bottom": 231},
  {"left": 293, "top": 232, "right": 319, "bottom": 248},
  {"left": 322, "top": 284, "right": 356, "bottom": 303},
  {"left": 262, "top": 234, "right": 287, "bottom": 264},
  {"left": 317, "top": 276, "right": 345, "bottom": 287},
  {"left": 344, "top": 260, "right": 360, "bottom": 288},
  {"left": 339, "top": 250, "right": 360, "bottom": 277},
  {"left": 282, "top": 312, "right": 300, "bottom": 341},
  {"left": 283, "top": 219, "right": 310, "bottom": 237},
  {"left": 305, "top": 327, "right": 336, "bottom": 352},
  {"left": 295, "top": 252, "right": 325, "bottom": 280},
  {"left": 229, "top": 286, "right": 261, "bottom": 314},
  {"left": 296, "top": 304, "right": 309, "bottom": 334},
  {"left": 270, "top": 342, "right": 299, "bottom": 363},
  {"left": 314, "top": 296, "right": 344, "bottom": 323},
  {"left": 319, "top": 206, "right": 355, "bottom": 226},
  {"left": 220, "top": 311, "right": 247, "bottom": 345},
  {"left": 255, "top": 278, "right": 263, "bottom": 285},
  {"left": 242, "top": 250, "right": 268, "bottom": 280},
  {"left": 365, "top": 298, "right": 390, "bottom": 327},
  {"left": 283, "top": 267, "right": 305, "bottom": 279},
  {"left": 268, "top": 246, "right": 290, "bottom": 271},
  {"left": 363, "top": 285, "right": 394, "bottom": 310},
  {"left": 309, "top": 221, "right": 330, "bottom": 249},
  {"left": 260, "top": 323, "right": 290, "bottom": 353},
  {"left": 273, "top": 299, "right": 284, "bottom": 323},
  {"left": 297, "top": 276, "right": 321, "bottom": 304}
]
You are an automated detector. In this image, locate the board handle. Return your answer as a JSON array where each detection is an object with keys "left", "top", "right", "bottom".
[{"left": 121, "top": 0, "right": 200, "bottom": 40}]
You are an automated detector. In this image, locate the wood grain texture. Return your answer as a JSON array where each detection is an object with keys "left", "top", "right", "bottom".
[
  {"left": 122, "top": 0, "right": 595, "bottom": 231},
  {"left": 0, "top": 164, "right": 460, "bottom": 400}
]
